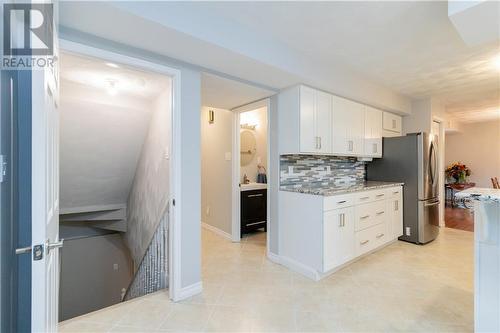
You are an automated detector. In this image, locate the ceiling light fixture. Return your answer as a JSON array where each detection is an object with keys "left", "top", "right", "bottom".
[
  {"left": 106, "top": 79, "right": 118, "bottom": 96},
  {"left": 105, "top": 62, "right": 119, "bottom": 68}
]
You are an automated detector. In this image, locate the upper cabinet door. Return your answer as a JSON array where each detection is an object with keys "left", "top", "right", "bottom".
[
  {"left": 383, "top": 112, "right": 402, "bottom": 134},
  {"left": 332, "top": 96, "right": 364, "bottom": 156},
  {"left": 332, "top": 96, "right": 351, "bottom": 155},
  {"left": 299, "top": 86, "right": 317, "bottom": 153},
  {"left": 364, "top": 107, "right": 383, "bottom": 157},
  {"left": 315, "top": 90, "right": 332, "bottom": 154},
  {"left": 350, "top": 103, "right": 365, "bottom": 155}
]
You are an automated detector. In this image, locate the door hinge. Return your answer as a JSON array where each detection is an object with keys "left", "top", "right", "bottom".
[{"left": 0, "top": 155, "right": 6, "bottom": 183}]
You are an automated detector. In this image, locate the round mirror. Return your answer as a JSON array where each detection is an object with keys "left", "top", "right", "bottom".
[{"left": 240, "top": 130, "right": 256, "bottom": 166}]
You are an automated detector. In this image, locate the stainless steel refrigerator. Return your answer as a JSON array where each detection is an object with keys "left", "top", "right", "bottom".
[{"left": 367, "top": 132, "right": 439, "bottom": 244}]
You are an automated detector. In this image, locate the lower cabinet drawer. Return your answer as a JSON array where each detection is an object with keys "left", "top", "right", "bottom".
[
  {"left": 355, "top": 201, "right": 386, "bottom": 231},
  {"left": 355, "top": 223, "right": 387, "bottom": 256}
]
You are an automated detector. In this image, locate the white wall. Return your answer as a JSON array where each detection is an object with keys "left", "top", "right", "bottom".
[
  {"left": 240, "top": 107, "right": 268, "bottom": 183},
  {"left": 445, "top": 120, "right": 500, "bottom": 188},
  {"left": 125, "top": 87, "right": 172, "bottom": 266},
  {"left": 60, "top": 81, "right": 153, "bottom": 211},
  {"left": 201, "top": 106, "right": 233, "bottom": 235}
]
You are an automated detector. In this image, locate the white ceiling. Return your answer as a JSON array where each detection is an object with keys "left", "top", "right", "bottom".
[
  {"left": 59, "top": 1, "right": 499, "bottom": 122},
  {"left": 192, "top": 1, "right": 499, "bottom": 123},
  {"left": 61, "top": 52, "right": 170, "bottom": 99},
  {"left": 201, "top": 73, "right": 275, "bottom": 110}
]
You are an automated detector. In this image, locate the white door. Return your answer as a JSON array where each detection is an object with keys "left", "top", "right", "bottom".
[
  {"left": 299, "top": 86, "right": 317, "bottom": 153},
  {"left": 31, "top": 45, "right": 61, "bottom": 333},
  {"left": 315, "top": 90, "right": 332, "bottom": 154}
]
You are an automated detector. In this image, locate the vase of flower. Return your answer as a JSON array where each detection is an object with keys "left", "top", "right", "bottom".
[{"left": 446, "top": 162, "right": 471, "bottom": 184}]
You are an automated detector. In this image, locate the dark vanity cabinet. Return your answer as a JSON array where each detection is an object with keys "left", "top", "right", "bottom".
[{"left": 240, "top": 189, "right": 267, "bottom": 236}]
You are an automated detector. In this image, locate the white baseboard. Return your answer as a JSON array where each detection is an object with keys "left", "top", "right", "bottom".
[
  {"left": 266, "top": 251, "right": 281, "bottom": 264},
  {"left": 177, "top": 281, "right": 203, "bottom": 301},
  {"left": 276, "top": 255, "right": 321, "bottom": 281},
  {"left": 201, "top": 222, "right": 232, "bottom": 240}
]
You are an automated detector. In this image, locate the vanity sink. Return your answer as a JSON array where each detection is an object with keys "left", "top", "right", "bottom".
[{"left": 240, "top": 183, "right": 267, "bottom": 191}]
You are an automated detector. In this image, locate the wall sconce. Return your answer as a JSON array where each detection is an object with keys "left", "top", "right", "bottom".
[
  {"left": 240, "top": 123, "right": 256, "bottom": 130},
  {"left": 208, "top": 110, "right": 215, "bottom": 124}
]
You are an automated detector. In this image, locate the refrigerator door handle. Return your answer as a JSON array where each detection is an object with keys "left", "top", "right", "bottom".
[{"left": 424, "top": 200, "right": 440, "bottom": 207}]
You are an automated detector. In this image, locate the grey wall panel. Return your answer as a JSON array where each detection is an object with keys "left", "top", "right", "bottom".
[{"left": 59, "top": 234, "right": 133, "bottom": 321}]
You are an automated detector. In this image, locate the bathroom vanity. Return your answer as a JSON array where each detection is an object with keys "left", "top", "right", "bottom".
[{"left": 240, "top": 184, "right": 267, "bottom": 236}]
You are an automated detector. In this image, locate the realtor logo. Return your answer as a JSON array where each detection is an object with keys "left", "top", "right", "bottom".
[{"left": 3, "top": 3, "right": 53, "bottom": 56}]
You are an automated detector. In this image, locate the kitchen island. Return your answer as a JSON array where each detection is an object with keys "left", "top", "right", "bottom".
[
  {"left": 278, "top": 181, "right": 403, "bottom": 280},
  {"left": 456, "top": 188, "right": 500, "bottom": 332}
]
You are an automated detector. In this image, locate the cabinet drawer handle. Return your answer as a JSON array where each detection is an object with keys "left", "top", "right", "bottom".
[
  {"left": 337, "top": 200, "right": 347, "bottom": 204},
  {"left": 393, "top": 191, "right": 400, "bottom": 194},
  {"left": 376, "top": 211, "right": 385, "bottom": 215},
  {"left": 376, "top": 233, "right": 385, "bottom": 239},
  {"left": 248, "top": 194, "right": 263, "bottom": 197},
  {"left": 360, "top": 196, "right": 369, "bottom": 200},
  {"left": 360, "top": 215, "right": 370, "bottom": 219},
  {"left": 395, "top": 200, "right": 399, "bottom": 211},
  {"left": 246, "top": 221, "right": 266, "bottom": 226},
  {"left": 376, "top": 194, "right": 385, "bottom": 197},
  {"left": 360, "top": 240, "right": 369, "bottom": 245}
]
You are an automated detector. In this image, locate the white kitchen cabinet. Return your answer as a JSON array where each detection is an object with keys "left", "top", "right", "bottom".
[
  {"left": 279, "top": 185, "right": 404, "bottom": 280},
  {"left": 279, "top": 85, "right": 332, "bottom": 154},
  {"left": 383, "top": 111, "right": 402, "bottom": 135},
  {"left": 299, "top": 86, "right": 332, "bottom": 154},
  {"left": 324, "top": 207, "right": 355, "bottom": 271},
  {"left": 299, "top": 86, "right": 316, "bottom": 152},
  {"left": 387, "top": 187, "right": 403, "bottom": 238},
  {"left": 314, "top": 89, "right": 333, "bottom": 154},
  {"left": 332, "top": 96, "right": 364, "bottom": 156},
  {"left": 364, "top": 106, "right": 383, "bottom": 157},
  {"left": 278, "top": 84, "right": 395, "bottom": 157}
]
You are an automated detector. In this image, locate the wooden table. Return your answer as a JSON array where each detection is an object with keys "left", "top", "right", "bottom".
[{"left": 445, "top": 182, "right": 476, "bottom": 207}]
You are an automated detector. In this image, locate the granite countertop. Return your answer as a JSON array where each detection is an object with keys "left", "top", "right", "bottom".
[
  {"left": 455, "top": 187, "right": 500, "bottom": 202},
  {"left": 280, "top": 181, "right": 404, "bottom": 196}
]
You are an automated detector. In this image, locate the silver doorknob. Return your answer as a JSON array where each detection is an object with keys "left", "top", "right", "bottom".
[{"left": 15, "top": 246, "right": 32, "bottom": 255}]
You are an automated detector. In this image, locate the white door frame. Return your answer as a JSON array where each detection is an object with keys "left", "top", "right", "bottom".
[
  {"left": 432, "top": 117, "right": 446, "bottom": 227},
  {"left": 231, "top": 98, "right": 271, "bottom": 245},
  {"left": 58, "top": 39, "right": 183, "bottom": 301}
]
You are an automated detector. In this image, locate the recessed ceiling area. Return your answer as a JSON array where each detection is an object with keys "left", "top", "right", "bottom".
[{"left": 201, "top": 73, "right": 276, "bottom": 110}]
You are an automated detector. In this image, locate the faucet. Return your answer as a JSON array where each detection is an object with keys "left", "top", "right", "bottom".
[{"left": 243, "top": 174, "right": 250, "bottom": 184}]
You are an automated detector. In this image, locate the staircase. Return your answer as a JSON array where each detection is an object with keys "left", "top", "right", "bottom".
[{"left": 122, "top": 205, "right": 169, "bottom": 301}]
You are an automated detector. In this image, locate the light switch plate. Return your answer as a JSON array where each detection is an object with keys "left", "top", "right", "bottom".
[
  {"left": 164, "top": 147, "right": 169, "bottom": 160},
  {"left": 225, "top": 152, "right": 231, "bottom": 161}
]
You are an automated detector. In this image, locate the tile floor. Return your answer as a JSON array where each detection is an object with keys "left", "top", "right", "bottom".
[{"left": 59, "top": 227, "right": 473, "bottom": 332}]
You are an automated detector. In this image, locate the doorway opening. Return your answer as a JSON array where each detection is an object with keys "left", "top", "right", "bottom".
[
  {"left": 57, "top": 50, "right": 173, "bottom": 322},
  {"left": 200, "top": 73, "right": 274, "bottom": 274}
]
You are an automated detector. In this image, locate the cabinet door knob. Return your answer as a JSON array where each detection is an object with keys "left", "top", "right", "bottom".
[{"left": 360, "top": 240, "right": 369, "bottom": 245}]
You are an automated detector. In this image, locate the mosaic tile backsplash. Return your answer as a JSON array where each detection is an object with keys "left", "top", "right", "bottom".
[{"left": 280, "top": 155, "right": 365, "bottom": 189}]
